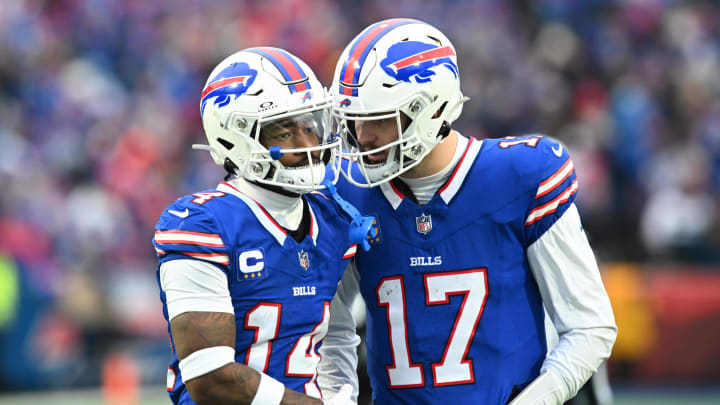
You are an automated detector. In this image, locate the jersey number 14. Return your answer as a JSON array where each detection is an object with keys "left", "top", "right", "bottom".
[{"left": 245, "top": 302, "right": 330, "bottom": 397}]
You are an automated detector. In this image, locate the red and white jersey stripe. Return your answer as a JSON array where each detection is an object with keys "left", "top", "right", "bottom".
[
  {"left": 343, "top": 244, "right": 358, "bottom": 260},
  {"left": 180, "top": 252, "right": 230, "bottom": 265},
  {"left": 154, "top": 230, "right": 226, "bottom": 248},
  {"left": 525, "top": 179, "right": 579, "bottom": 225},
  {"left": 535, "top": 157, "right": 574, "bottom": 199}
]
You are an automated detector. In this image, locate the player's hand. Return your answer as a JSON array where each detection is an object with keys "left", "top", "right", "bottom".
[{"left": 322, "top": 384, "right": 356, "bottom": 405}]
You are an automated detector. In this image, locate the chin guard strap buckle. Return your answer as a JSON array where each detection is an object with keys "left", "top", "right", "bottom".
[{"left": 322, "top": 179, "right": 377, "bottom": 251}]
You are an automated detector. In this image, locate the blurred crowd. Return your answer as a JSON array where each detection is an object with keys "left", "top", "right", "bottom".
[{"left": 0, "top": 0, "right": 719, "bottom": 391}]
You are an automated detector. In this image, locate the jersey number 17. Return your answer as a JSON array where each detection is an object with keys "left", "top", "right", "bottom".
[{"left": 378, "top": 269, "right": 488, "bottom": 387}]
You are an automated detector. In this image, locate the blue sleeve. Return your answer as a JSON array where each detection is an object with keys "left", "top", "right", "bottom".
[
  {"left": 522, "top": 137, "right": 578, "bottom": 246},
  {"left": 153, "top": 198, "right": 230, "bottom": 268}
]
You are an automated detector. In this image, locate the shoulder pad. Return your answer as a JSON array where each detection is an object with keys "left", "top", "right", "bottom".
[{"left": 153, "top": 193, "right": 230, "bottom": 266}]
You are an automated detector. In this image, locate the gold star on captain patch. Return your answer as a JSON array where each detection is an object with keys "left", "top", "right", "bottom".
[
  {"left": 367, "top": 218, "right": 381, "bottom": 244},
  {"left": 242, "top": 271, "right": 263, "bottom": 280}
]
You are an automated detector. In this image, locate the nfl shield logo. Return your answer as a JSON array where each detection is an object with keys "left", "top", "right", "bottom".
[
  {"left": 298, "top": 250, "right": 310, "bottom": 270},
  {"left": 416, "top": 214, "right": 432, "bottom": 234}
]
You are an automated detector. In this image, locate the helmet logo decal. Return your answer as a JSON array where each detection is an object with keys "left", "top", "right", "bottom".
[
  {"left": 246, "top": 47, "right": 311, "bottom": 94},
  {"left": 381, "top": 41, "right": 458, "bottom": 84},
  {"left": 339, "top": 98, "right": 351, "bottom": 107},
  {"left": 259, "top": 101, "right": 276, "bottom": 112},
  {"left": 200, "top": 62, "right": 258, "bottom": 114},
  {"left": 301, "top": 91, "right": 312, "bottom": 103},
  {"left": 338, "top": 18, "right": 417, "bottom": 96}
]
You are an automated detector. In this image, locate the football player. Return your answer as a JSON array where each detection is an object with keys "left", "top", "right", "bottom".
[
  {"left": 317, "top": 19, "right": 617, "bottom": 404},
  {"left": 154, "top": 47, "right": 359, "bottom": 405}
]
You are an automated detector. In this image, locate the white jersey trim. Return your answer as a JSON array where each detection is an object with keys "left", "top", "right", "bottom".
[
  {"left": 217, "top": 181, "right": 288, "bottom": 246},
  {"left": 307, "top": 202, "right": 320, "bottom": 246},
  {"left": 378, "top": 134, "right": 482, "bottom": 210},
  {"left": 400, "top": 134, "right": 469, "bottom": 206},
  {"left": 217, "top": 180, "right": 320, "bottom": 246},
  {"left": 379, "top": 181, "right": 405, "bottom": 210},
  {"left": 438, "top": 136, "right": 482, "bottom": 204}
]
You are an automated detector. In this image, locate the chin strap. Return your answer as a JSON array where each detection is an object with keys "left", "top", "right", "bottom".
[{"left": 322, "top": 179, "right": 377, "bottom": 251}]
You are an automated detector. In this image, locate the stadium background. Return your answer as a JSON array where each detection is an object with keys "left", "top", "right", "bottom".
[{"left": 1, "top": 0, "right": 719, "bottom": 404}]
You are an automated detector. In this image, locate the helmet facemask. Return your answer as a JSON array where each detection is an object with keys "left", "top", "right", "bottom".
[
  {"left": 333, "top": 91, "right": 452, "bottom": 187},
  {"left": 220, "top": 104, "right": 340, "bottom": 194}
]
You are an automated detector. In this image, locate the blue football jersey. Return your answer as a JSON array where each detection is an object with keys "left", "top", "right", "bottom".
[
  {"left": 153, "top": 181, "right": 358, "bottom": 404},
  {"left": 337, "top": 135, "right": 578, "bottom": 404}
]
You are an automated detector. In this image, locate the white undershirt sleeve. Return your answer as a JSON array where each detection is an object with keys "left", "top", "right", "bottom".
[
  {"left": 159, "top": 259, "right": 234, "bottom": 321},
  {"left": 527, "top": 203, "right": 617, "bottom": 402},
  {"left": 317, "top": 262, "right": 362, "bottom": 402}
]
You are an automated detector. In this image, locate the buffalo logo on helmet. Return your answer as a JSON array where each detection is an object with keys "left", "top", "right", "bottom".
[
  {"left": 301, "top": 91, "right": 312, "bottom": 103},
  {"left": 200, "top": 62, "right": 258, "bottom": 114},
  {"left": 339, "top": 98, "right": 351, "bottom": 107},
  {"left": 380, "top": 41, "right": 458, "bottom": 84}
]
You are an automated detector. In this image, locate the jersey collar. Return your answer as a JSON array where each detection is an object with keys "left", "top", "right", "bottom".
[
  {"left": 438, "top": 136, "right": 482, "bottom": 204},
  {"left": 378, "top": 136, "right": 482, "bottom": 210},
  {"left": 379, "top": 180, "right": 405, "bottom": 210},
  {"left": 218, "top": 181, "right": 320, "bottom": 246}
]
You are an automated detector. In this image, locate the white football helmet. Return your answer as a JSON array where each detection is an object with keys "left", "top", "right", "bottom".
[
  {"left": 198, "top": 47, "right": 340, "bottom": 193},
  {"left": 331, "top": 19, "right": 467, "bottom": 187}
]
